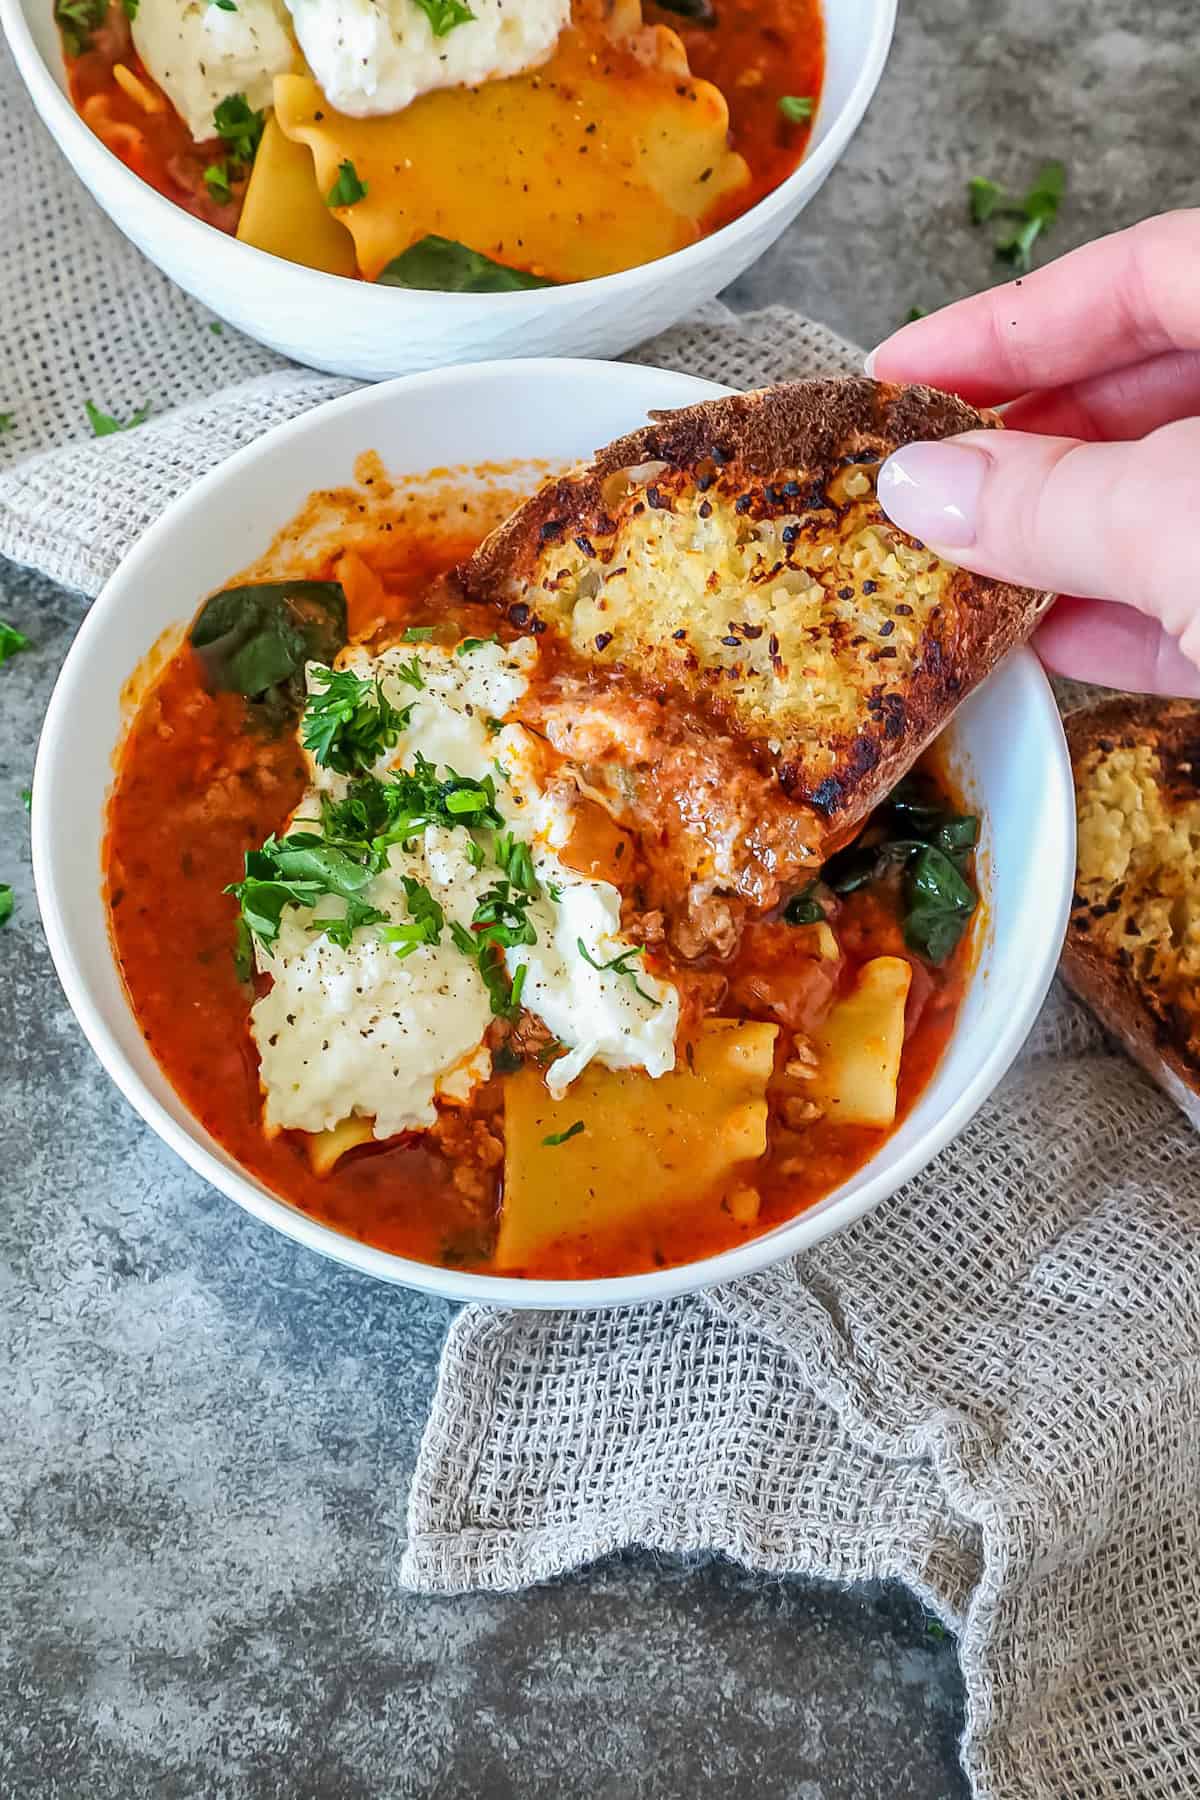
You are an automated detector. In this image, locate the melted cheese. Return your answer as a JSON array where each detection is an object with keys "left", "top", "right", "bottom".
[
  {"left": 251, "top": 638, "right": 678, "bottom": 1141},
  {"left": 131, "top": 0, "right": 295, "bottom": 141},
  {"left": 284, "top": 0, "right": 570, "bottom": 119},
  {"left": 271, "top": 19, "right": 748, "bottom": 282}
]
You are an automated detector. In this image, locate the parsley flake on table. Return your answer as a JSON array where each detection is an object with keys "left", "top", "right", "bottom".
[
  {"left": 0, "top": 885, "right": 12, "bottom": 927},
  {"left": 327, "top": 160, "right": 369, "bottom": 208},
  {"left": 0, "top": 413, "right": 15, "bottom": 434},
  {"left": 0, "top": 621, "right": 31, "bottom": 665},
  {"left": 412, "top": 0, "right": 476, "bottom": 36},
  {"left": 778, "top": 95, "right": 815, "bottom": 123},
  {"left": 86, "top": 400, "right": 150, "bottom": 438},
  {"left": 21, "top": 788, "right": 32, "bottom": 813},
  {"left": 967, "top": 160, "right": 1067, "bottom": 273}
]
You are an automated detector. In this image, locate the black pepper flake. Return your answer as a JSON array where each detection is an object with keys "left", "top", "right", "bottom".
[
  {"left": 697, "top": 472, "right": 713, "bottom": 492},
  {"left": 698, "top": 500, "right": 712, "bottom": 519},
  {"left": 894, "top": 602, "right": 913, "bottom": 616},
  {"left": 574, "top": 534, "right": 597, "bottom": 557},
  {"left": 878, "top": 620, "right": 895, "bottom": 637},
  {"left": 768, "top": 633, "right": 780, "bottom": 657},
  {"left": 742, "top": 623, "right": 762, "bottom": 639},
  {"left": 876, "top": 646, "right": 898, "bottom": 659},
  {"left": 594, "top": 631, "right": 613, "bottom": 651},
  {"left": 711, "top": 445, "right": 731, "bottom": 465},
  {"left": 837, "top": 586, "right": 854, "bottom": 600},
  {"left": 538, "top": 518, "right": 567, "bottom": 544},
  {"left": 781, "top": 524, "right": 799, "bottom": 544},
  {"left": 734, "top": 494, "right": 753, "bottom": 514},
  {"left": 862, "top": 579, "right": 879, "bottom": 595},
  {"left": 722, "top": 635, "right": 740, "bottom": 647},
  {"left": 607, "top": 565, "right": 628, "bottom": 579},
  {"left": 672, "top": 628, "right": 687, "bottom": 640},
  {"left": 508, "top": 601, "right": 531, "bottom": 628},
  {"left": 531, "top": 618, "right": 547, "bottom": 635},
  {"left": 646, "top": 486, "right": 664, "bottom": 509}
]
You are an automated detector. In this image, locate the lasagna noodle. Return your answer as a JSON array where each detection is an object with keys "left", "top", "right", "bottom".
[
  {"left": 237, "top": 114, "right": 359, "bottom": 277},
  {"left": 496, "top": 1019, "right": 778, "bottom": 1269},
  {"left": 271, "top": 29, "right": 750, "bottom": 284}
]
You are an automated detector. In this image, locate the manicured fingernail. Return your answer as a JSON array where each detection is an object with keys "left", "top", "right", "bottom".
[
  {"left": 863, "top": 347, "right": 879, "bottom": 378},
  {"left": 877, "top": 441, "right": 989, "bottom": 549}
]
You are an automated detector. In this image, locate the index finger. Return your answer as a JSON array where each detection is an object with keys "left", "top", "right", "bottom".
[{"left": 869, "top": 209, "right": 1200, "bottom": 404}]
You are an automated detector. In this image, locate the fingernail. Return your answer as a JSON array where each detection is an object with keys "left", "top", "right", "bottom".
[
  {"left": 877, "top": 441, "right": 989, "bottom": 549},
  {"left": 863, "top": 347, "right": 878, "bottom": 378}
]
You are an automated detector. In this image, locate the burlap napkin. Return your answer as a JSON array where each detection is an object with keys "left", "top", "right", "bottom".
[{"left": 6, "top": 33, "right": 1200, "bottom": 1800}]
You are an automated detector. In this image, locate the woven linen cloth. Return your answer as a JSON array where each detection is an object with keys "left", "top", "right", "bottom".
[{"left": 6, "top": 30, "right": 1200, "bottom": 1799}]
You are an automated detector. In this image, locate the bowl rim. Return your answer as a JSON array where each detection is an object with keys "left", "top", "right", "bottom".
[
  {"left": 32, "top": 357, "right": 1075, "bottom": 1311},
  {"left": 1, "top": 0, "right": 898, "bottom": 312}
]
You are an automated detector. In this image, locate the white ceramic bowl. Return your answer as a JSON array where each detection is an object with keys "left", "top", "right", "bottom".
[
  {"left": 2, "top": 0, "right": 895, "bottom": 379},
  {"left": 33, "top": 358, "right": 1075, "bottom": 1309}
]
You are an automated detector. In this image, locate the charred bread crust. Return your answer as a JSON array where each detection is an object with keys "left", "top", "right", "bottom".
[
  {"left": 1064, "top": 696, "right": 1200, "bottom": 1127},
  {"left": 462, "top": 378, "right": 1052, "bottom": 849}
]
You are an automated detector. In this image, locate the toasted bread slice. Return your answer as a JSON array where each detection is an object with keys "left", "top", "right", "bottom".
[
  {"left": 1065, "top": 697, "right": 1200, "bottom": 1128},
  {"left": 463, "top": 378, "right": 1052, "bottom": 843}
]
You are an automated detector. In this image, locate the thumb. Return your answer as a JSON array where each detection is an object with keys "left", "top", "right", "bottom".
[{"left": 876, "top": 417, "right": 1200, "bottom": 663}]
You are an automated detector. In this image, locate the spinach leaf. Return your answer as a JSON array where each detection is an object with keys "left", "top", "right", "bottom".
[
  {"left": 904, "top": 845, "right": 977, "bottom": 964},
  {"left": 226, "top": 830, "right": 379, "bottom": 948},
  {"left": 818, "top": 774, "right": 980, "bottom": 965},
  {"left": 190, "top": 580, "right": 347, "bottom": 717},
  {"left": 377, "top": 237, "right": 555, "bottom": 293}
]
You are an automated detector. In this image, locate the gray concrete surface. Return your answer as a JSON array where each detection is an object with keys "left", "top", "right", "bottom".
[{"left": 3, "top": 1, "right": 1193, "bottom": 1793}]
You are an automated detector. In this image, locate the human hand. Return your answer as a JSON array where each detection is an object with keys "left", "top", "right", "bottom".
[{"left": 869, "top": 209, "right": 1200, "bottom": 695}]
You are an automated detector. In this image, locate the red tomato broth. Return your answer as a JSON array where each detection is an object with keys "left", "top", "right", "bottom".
[
  {"left": 104, "top": 480, "right": 975, "bottom": 1282},
  {"left": 62, "top": 0, "right": 823, "bottom": 266}
]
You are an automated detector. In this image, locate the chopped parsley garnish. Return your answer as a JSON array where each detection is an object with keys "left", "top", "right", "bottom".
[
  {"left": 209, "top": 320, "right": 224, "bottom": 335},
  {"left": 968, "top": 161, "right": 1067, "bottom": 273},
  {"left": 485, "top": 716, "right": 505, "bottom": 736},
  {"left": 494, "top": 830, "right": 538, "bottom": 897},
  {"left": 86, "top": 400, "right": 149, "bottom": 437},
  {"left": 412, "top": 0, "right": 475, "bottom": 36},
  {"left": 401, "top": 625, "right": 436, "bottom": 642},
  {"left": 20, "top": 787, "right": 32, "bottom": 813},
  {"left": 203, "top": 162, "right": 234, "bottom": 205},
  {"left": 577, "top": 938, "right": 660, "bottom": 1006},
  {"left": 450, "top": 879, "right": 537, "bottom": 1019},
  {"left": 493, "top": 1042, "right": 524, "bottom": 1073},
  {"left": 392, "top": 654, "right": 425, "bottom": 691},
  {"left": 380, "top": 877, "right": 445, "bottom": 958},
  {"left": 0, "top": 621, "right": 31, "bottom": 665},
  {"left": 543, "top": 1120, "right": 584, "bottom": 1147},
  {"left": 121, "top": 0, "right": 139, "bottom": 16},
  {"left": 232, "top": 915, "right": 254, "bottom": 982},
  {"left": 904, "top": 305, "right": 928, "bottom": 324},
  {"left": 226, "top": 830, "right": 381, "bottom": 948},
  {"left": 456, "top": 636, "right": 499, "bottom": 655},
  {"left": 213, "top": 93, "right": 265, "bottom": 164},
  {"left": 55, "top": 0, "right": 107, "bottom": 56},
  {"left": 0, "top": 885, "right": 12, "bottom": 928},
  {"left": 546, "top": 882, "right": 563, "bottom": 903},
  {"left": 210, "top": 0, "right": 237, "bottom": 10},
  {"left": 778, "top": 95, "right": 815, "bottom": 123},
  {"left": 0, "top": 413, "right": 14, "bottom": 434},
  {"left": 301, "top": 667, "right": 409, "bottom": 775},
  {"left": 327, "top": 160, "right": 369, "bottom": 208}
]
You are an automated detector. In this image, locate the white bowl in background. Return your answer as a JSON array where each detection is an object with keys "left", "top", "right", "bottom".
[
  {"left": 32, "top": 359, "right": 1075, "bottom": 1309},
  {"left": 1, "top": 0, "right": 896, "bottom": 379}
]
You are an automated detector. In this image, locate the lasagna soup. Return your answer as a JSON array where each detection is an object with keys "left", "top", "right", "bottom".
[
  {"left": 104, "top": 470, "right": 978, "bottom": 1280},
  {"left": 58, "top": 0, "right": 823, "bottom": 287}
]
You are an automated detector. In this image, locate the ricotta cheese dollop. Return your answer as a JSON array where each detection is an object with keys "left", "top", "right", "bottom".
[
  {"left": 283, "top": 0, "right": 571, "bottom": 120},
  {"left": 132, "top": 0, "right": 295, "bottom": 142},
  {"left": 251, "top": 637, "right": 678, "bottom": 1141}
]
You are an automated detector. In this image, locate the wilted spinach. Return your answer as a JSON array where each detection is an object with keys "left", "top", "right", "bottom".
[
  {"left": 190, "top": 581, "right": 347, "bottom": 723},
  {"left": 377, "top": 237, "right": 556, "bottom": 293},
  {"left": 817, "top": 776, "right": 980, "bottom": 965}
]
